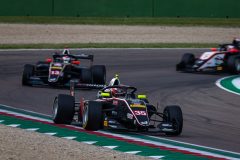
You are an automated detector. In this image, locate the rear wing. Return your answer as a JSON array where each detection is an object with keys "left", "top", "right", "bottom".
[
  {"left": 69, "top": 80, "right": 105, "bottom": 97},
  {"left": 53, "top": 54, "right": 94, "bottom": 62},
  {"left": 73, "top": 54, "right": 94, "bottom": 62}
]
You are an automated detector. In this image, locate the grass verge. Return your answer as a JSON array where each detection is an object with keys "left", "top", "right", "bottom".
[
  {"left": 0, "top": 16, "right": 240, "bottom": 27},
  {"left": 0, "top": 43, "right": 217, "bottom": 49}
]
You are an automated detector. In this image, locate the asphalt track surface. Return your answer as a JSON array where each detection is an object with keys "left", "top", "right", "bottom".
[{"left": 0, "top": 49, "right": 239, "bottom": 153}]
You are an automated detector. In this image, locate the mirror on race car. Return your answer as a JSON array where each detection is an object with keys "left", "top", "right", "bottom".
[
  {"left": 71, "top": 60, "right": 80, "bottom": 65},
  {"left": 45, "top": 58, "right": 52, "bottom": 63},
  {"left": 211, "top": 48, "right": 217, "bottom": 51}
]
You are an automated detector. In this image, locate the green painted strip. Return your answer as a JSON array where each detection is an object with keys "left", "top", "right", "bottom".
[
  {"left": 1, "top": 104, "right": 240, "bottom": 159},
  {"left": 0, "top": 104, "right": 51, "bottom": 120},
  {"left": 219, "top": 76, "right": 240, "bottom": 94},
  {"left": 110, "top": 133, "right": 240, "bottom": 159},
  {"left": 0, "top": 114, "right": 211, "bottom": 160}
]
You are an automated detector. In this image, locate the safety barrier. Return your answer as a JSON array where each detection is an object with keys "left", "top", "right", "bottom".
[{"left": 0, "top": 0, "right": 239, "bottom": 18}]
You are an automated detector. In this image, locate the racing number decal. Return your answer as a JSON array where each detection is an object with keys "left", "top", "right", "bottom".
[
  {"left": 134, "top": 110, "right": 147, "bottom": 116},
  {"left": 51, "top": 70, "right": 60, "bottom": 75}
]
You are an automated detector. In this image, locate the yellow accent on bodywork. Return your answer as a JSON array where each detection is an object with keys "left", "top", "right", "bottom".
[
  {"left": 101, "top": 92, "right": 110, "bottom": 97},
  {"left": 104, "top": 120, "right": 108, "bottom": 127},
  {"left": 130, "top": 104, "right": 146, "bottom": 108},
  {"left": 51, "top": 66, "right": 62, "bottom": 69},
  {"left": 217, "top": 66, "right": 223, "bottom": 70},
  {"left": 137, "top": 94, "right": 147, "bottom": 99}
]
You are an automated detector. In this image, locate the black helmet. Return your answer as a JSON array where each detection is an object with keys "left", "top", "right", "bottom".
[
  {"left": 62, "top": 49, "right": 70, "bottom": 55},
  {"left": 232, "top": 38, "right": 240, "bottom": 46}
]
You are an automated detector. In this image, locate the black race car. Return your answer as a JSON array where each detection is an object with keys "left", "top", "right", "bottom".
[
  {"left": 52, "top": 83, "right": 183, "bottom": 136},
  {"left": 22, "top": 49, "right": 106, "bottom": 88},
  {"left": 176, "top": 39, "right": 240, "bottom": 74}
]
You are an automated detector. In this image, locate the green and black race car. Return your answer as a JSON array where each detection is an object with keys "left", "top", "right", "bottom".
[{"left": 52, "top": 83, "right": 183, "bottom": 136}]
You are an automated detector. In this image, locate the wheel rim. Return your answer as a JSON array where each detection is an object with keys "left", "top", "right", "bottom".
[
  {"left": 163, "top": 110, "right": 180, "bottom": 135},
  {"left": 172, "top": 119, "right": 179, "bottom": 133},
  {"left": 83, "top": 103, "right": 89, "bottom": 127},
  {"left": 53, "top": 98, "right": 58, "bottom": 119}
]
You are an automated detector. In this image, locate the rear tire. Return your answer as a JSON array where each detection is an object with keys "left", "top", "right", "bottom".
[
  {"left": 81, "top": 68, "right": 92, "bottom": 83},
  {"left": 82, "top": 101, "right": 102, "bottom": 131},
  {"left": 91, "top": 65, "right": 106, "bottom": 84},
  {"left": 163, "top": 105, "right": 183, "bottom": 136},
  {"left": 227, "top": 55, "right": 240, "bottom": 74},
  {"left": 22, "top": 64, "right": 34, "bottom": 86},
  {"left": 52, "top": 94, "right": 75, "bottom": 124}
]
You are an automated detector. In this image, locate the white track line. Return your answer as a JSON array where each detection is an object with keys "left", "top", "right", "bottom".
[{"left": 215, "top": 76, "right": 240, "bottom": 96}]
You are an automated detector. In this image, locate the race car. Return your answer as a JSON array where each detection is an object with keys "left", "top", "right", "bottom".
[
  {"left": 52, "top": 82, "right": 183, "bottom": 136},
  {"left": 176, "top": 38, "right": 240, "bottom": 74},
  {"left": 22, "top": 49, "right": 106, "bottom": 88}
]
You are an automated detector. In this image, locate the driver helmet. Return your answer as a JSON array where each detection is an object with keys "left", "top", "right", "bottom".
[
  {"left": 226, "top": 45, "right": 234, "bottom": 50},
  {"left": 62, "top": 49, "right": 70, "bottom": 55},
  {"left": 232, "top": 38, "right": 240, "bottom": 46},
  {"left": 109, "top": 74, "right": 120, "bottom": 86},
  {"left": 110, "top": 87, "right": 126, "bottom": 97}
]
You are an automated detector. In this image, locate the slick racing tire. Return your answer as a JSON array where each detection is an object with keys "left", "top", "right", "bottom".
[
  {"left": 92, "top": 65, "right": 106, "bottom": 84},
  {"left": 22, "top": 64, "right": 34, "bottom": 86},
  {"left": 181, "top": 53, "right": 195, "bottom": 65},
  {"left": 81, "top": 68, "right": 92, "bottom": 83},
  {"left": 227, "top": 55, "right": 240, "bottom": 74},
  {"left": 82, "top": 101, "right": 102, "bottom": 131},
  {"left": 163, "top": 105, "right": 183, "bottom": 136},
  {"left": 176, "top": 53, "right": 195, "bottom": 71},
  {"left": 52, "top": 94, "right": 75, "bottom": 124}
]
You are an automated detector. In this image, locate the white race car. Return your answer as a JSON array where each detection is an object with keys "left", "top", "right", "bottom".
[{"left": 176, "top": 39, "right": 240, "bottom": 74}]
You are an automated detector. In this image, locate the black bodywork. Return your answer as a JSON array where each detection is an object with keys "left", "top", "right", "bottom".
[
  {"left": 52, "top": 83, "right": 183, "bottom": 136},
  {"left": 22, "top": 53, "right": 106, "bottom": 88}
]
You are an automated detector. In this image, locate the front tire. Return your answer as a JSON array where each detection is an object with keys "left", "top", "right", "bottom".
[
  {"left": 22, "top": 64, "right": 34, "bottom": 86},
  {"left": 163, "top": 105, "right": 183, "bottom": 136},
  {"left": 52, "top": 94, "right": 75, "bottom": 124},
  {"left": 91, "top": 65, "right": 106, "bottom": 84},
  {"left": 227, "top": 55, "right": 240, "bottom": 74},
  {"left": 81, "top": 68, "right": 92, "bottom": 83},
  {"left": 176, "top": 53, "right": 195, "bottom": 71},
  {"left": 82, "top": 101, "right": 102, "bottom": 131}
]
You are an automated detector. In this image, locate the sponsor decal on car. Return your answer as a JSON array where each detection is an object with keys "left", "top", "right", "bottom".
[
  {"left": 50, "top": 70, "right": 60, "bottom": 75},
  {"left": 217, "top": 66, "right": 223, "bottom": 70},
  {"left": 53, "top": 63, "right": 62, "bottom": 67},
  {"left": 75, "top": 84, "right": 105, "bottom": 88},
  {"left": 127, "top": 113, "right": 133, "bottom": 119},
  {"left": 103, "top": 120, "right": 108, "bottom": 127},
  {"left": 134, "top": 110, "right": 147, "bottom": 116}
]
